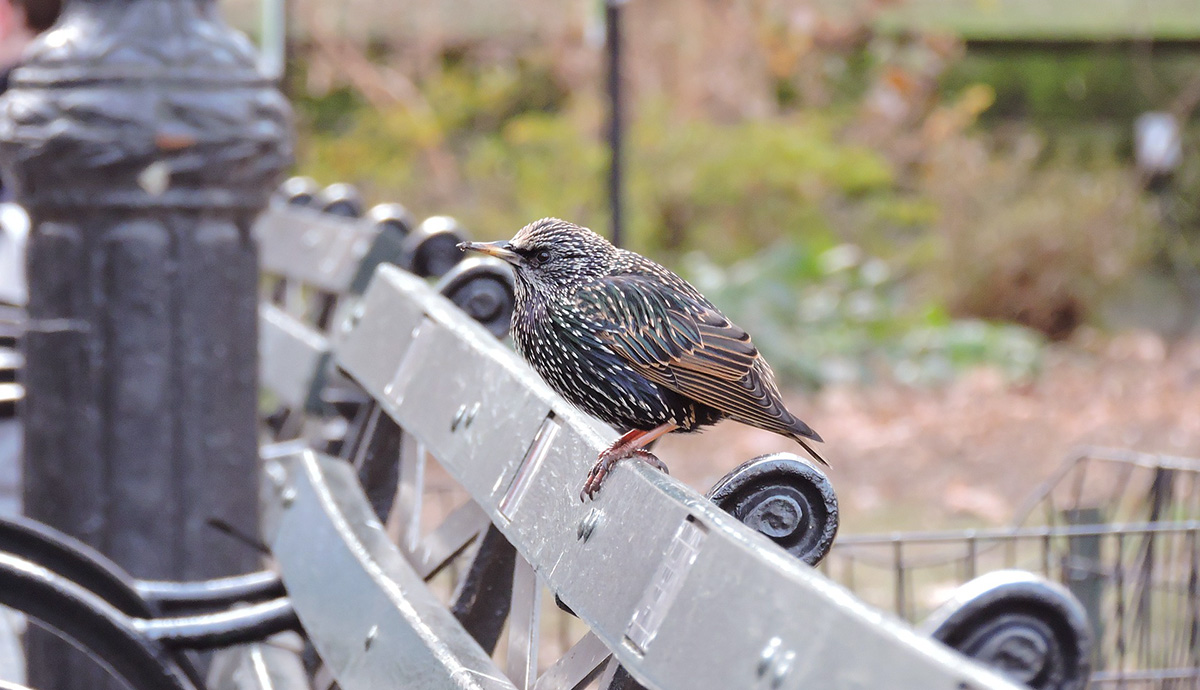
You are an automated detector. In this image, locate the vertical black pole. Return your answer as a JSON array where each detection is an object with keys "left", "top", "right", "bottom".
[
  {"left": 605, "top": 0, "right": 624, "bottom": 248},
  {"left": 0, "top": 0, "right": 291, "bottom": 687}
]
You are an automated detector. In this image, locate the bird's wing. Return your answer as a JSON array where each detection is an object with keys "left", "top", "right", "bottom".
[{"left": 575, "top": 274, "right": 800, "bottom": 435}]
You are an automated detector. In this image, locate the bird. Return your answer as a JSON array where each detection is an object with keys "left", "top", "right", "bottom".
[{"left": 459, "top": 218, "right": 825, "bottom": 501}]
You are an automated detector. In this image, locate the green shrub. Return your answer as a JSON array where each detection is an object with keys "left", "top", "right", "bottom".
[{"left": 683, "top": 242, "right": 1044, "bottom": 388}]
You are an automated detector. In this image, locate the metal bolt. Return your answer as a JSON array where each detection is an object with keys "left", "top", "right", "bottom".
[
  {"left": 265, "top": 461, "right": 287, "bottom": 491},
  {"left": 577, "top": 508, "right": 602, "bottom": 542},
  {"left": 342, "top": 302, "right": 366, "bottom": 333},
  {"left": 451, "top": 404, "right": 467, "bottom": 431},
  {"left": 746, "top": 495, "right": 804, "bottom": 539},
  {"left": 770, "top": 650, "right": 795, "bottom": 688},
  {"left": 364, "top": 624, "right": 378, "bottom": 650},
  {"left": 757, "top": 637, "right": 781, "bottom": 678},
  {"left": 280, "top": 486, "right": 296, "bottom": 508},
  {"left": 756, "top": 637, "right": 794, "bottom": 688}
]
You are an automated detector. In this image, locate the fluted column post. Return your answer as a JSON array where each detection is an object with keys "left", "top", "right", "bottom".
[{"left": 0, "top": 0, "right": 291, "bottom": 685}]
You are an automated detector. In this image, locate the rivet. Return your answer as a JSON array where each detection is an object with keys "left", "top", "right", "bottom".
[
  {"left": 770, "top": 650, "right": 795, "bottom": 688},
  {"left": 280, "top": 486, "right": 296, "bottom": 507},
  {"left": 364, "top": 624, "right": 378, "bottom": 650},
  {"left": 757, "top": 637, "right": 781, "bottom": 677},
  {"left": 343, "top": 303, "right": 366, "bottom": 333},
  {"left": 265, "top": 461, "right": 287, "bottom": 490},
  {"left": 464, "top": 402, "right": 481, "bottom": 428},
  {"left": 451, "top": 404, "right": 467, "bottom": 431},
  {"left": 577, "top": 509, "right": 602, "bottom": 542}
]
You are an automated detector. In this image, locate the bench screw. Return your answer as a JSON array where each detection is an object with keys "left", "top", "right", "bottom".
[
  {"left": 756, "top": 636, "right": 794, "bottom": 688},
  {"left": 281, "top": 486, "right": 296, "bottom": 508},
  {"left": 452, "top": 402, "right": 481, "bottom": 431},
  {"left": 577, "top": 508, "right": 602, "bottom": 542},
  {"left": 342, "top": 303, "right": 366, "bottom": 333},
  {"left": 364, "top": 624, "right": 378, "bottom": 650}
]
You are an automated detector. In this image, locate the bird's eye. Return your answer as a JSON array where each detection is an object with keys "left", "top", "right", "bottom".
[{"left": 534, "top": 249, "right": 552, "bottom": 264}]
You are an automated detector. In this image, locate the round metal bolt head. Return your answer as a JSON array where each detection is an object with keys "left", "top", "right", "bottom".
[
  {"left": 745, "top": 495, "right": 803, "bottom": 539},
  {"left": 577, "top": 509, "right": 602, "bottom": 542}
]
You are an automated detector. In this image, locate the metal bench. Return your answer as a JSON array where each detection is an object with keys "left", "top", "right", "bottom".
[
  {"left": 256, "top": 178, "right": 510, "bottom": 448},
  {"left": 1, "top": 177, "right": 1086, "bottom": 689},
  {"left": 259, "top": 264, "right": 1032, "bottom": 690}
]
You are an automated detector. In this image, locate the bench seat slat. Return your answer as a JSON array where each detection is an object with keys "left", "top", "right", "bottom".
[{"left": 269, "top": 451, "right": 515, "bottom": 690}]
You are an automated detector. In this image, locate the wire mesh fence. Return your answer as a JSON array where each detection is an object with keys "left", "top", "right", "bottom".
[{"left": 823, "top": 447, "right": 1200, "bottom": 688}]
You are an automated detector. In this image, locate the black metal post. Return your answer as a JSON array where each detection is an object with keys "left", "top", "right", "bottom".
[
  {"left": 0, "top": 0, "right": 291, "bottom": 686},
  {"left": 605, "top": 0, "right": 625, "bottom": 247}
]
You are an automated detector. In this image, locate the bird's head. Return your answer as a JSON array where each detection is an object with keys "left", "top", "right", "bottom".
[{"left": 458, "top": 218, "right": 618, "bottom": 294}]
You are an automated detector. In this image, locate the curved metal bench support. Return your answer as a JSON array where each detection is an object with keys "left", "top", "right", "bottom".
[
  {"left": 0, "top": 514, "right": 154, "bottom": 617},
  {"left": 136, "top": 598, "right": 300, "bottom": 651},
  {"left": 705, "top": 453, "right": 838, "bottom": 566},
  {"left": 1, "top": 515, "right": 286, "bottom": 615},
  {"left": 0, "top": 553, "right": 200, "bottom": 690},
  {"left": 136, "top": 571, "right": 286, "bottom": 614},
  {"left": 920, "top": 570, "right": 1092, "bottom": 690},
  {"left": 435, "top": 258, "right": 516, "bottom": 340}
]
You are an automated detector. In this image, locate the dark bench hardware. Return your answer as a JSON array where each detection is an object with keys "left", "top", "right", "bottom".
[
  {"left": 921, "top": 571, "right": 1091, "bottom": 690},
  {"left": 0, "top": 515, "right": 299, "bottom": 689}
]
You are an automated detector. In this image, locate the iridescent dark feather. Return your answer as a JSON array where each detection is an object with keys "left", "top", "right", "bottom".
[
  {"left": 463, "top": 218, "right": 826, "bottom": 467},
  {"left": 576, "top": 273, "right": 825, "bottom": 463}
]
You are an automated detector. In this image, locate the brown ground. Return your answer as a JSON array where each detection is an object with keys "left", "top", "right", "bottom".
[{"left": 655, "top": 330, "right": 1200, "bottom": 535}]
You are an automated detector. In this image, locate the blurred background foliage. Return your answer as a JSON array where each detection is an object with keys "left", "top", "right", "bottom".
[{"left": 284, "top": 0, "right": 1200, "bottom": 388}]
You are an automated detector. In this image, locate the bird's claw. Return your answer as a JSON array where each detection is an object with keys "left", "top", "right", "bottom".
[
  {"left": 579, "top": 448, "right": 670, "bottom": 502},
  {"left": 631, "top": 448, "right": 670, "bottom": 475}
]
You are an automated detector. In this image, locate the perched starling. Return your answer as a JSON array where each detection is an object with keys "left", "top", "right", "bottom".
[{"left": 459, "top": 218, "right": 825, "bottom": 500}]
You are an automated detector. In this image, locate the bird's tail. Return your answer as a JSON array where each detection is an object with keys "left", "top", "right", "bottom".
[
  {"left": 787, "top": 416, "right": 828, "bottom": 467},
  {"left": 794, "top": 436, "right": 828, "bottom": 467}
]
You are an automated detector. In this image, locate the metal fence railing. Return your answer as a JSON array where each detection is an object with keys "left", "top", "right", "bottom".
[{"left": 824, "top": 448, "right": 1200, "bottom": 688}]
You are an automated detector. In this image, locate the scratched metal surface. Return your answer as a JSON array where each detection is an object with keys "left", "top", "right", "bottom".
[
  {"left": 256, "top": 206, "right": 378, "bottom": 294},
  {"left": 334, "top": 265, "right": 1024, "bottom": 690},
  {"left": 267, "top": 451, "right": 515, "bottom": 690}
]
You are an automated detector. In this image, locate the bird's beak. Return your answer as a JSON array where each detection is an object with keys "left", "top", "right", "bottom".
[{"left": 458, "top": 240, "right": 521, "bottom": 265}]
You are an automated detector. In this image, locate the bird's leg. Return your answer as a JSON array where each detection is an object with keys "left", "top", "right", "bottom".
[{"left": 581, "top": 424, "right": 676, "bottom": 501}]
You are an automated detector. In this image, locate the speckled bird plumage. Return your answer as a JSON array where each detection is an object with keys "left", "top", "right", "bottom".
[{"left": 464, "top": 218, "right": 826, "bottom": 467}]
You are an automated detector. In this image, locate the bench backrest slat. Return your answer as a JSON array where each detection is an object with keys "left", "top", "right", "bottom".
[{"left": 334, "top": 265, "right": 1021, "bottom": 690}]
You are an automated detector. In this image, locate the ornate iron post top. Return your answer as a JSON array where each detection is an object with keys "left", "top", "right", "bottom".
[{"left": 0, "top": 0, "right": 292, "bottom": 211}]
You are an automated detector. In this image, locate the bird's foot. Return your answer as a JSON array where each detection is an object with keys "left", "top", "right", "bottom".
[
  {"left": 580, "top": 447, "right": 670, "bottom": 502},
  {"left": 631, "top": 449, "right": 670, "bottom": 474}
]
